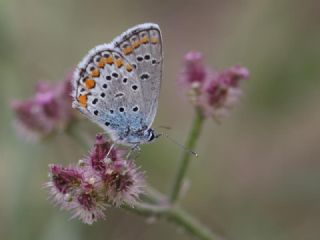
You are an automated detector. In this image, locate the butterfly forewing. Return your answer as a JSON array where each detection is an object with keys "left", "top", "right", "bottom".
[{"left": 113, "top": 23, "right": 163, "bottom": 128}]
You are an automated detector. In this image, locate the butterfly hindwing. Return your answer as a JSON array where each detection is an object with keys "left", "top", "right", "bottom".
[{"left": 72, "top": 46, "right": 146, "bottom": 140}]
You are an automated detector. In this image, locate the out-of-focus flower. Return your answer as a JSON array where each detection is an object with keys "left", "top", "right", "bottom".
[
  {"left": 178, "top": 51, "right": 249, "bottom": 120},
  {"left": 11, "top": 72, "right": 74, "bottom": 141},
  {"left": 46, "top": 135, "right": 145, "bottom": 224},
  {"left": 179, "top": 51, "right": 207, "bottom": 86}
]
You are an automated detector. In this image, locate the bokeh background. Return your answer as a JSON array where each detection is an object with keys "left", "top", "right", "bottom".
[{"left": 1, "top": 0, "right": 320, "bottom": 239}]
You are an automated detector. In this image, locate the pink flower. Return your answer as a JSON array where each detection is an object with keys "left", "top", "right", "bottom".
[
  {"left": 179, "top": 51, "right": 207, "bottom": 86},
  {"left": 45, "top": 164, "right": 83, "bottom": 207},
  {"left": 103, "top": 159, "right": 145, "bottom": 207},
  {"left": 46, "top": 164, "right": 107, "bottom": 224},
  {"left": 86, "top": 134, "right": 123, "bottom": 173},
  {"left": 11, "top": 72, "right": 74, "bottom": 141},
  {"left": 69, "top": 186, "right": 107, "bottom": 225},
  {"left": 46, "top": 135, "right": 145, "bottom": 224},
  {"left": 178, "top": 51, "right": 249, "bottom": 120}
]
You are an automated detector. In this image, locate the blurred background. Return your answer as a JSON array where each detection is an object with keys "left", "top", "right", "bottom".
[{"left": 1, "top": 0, "right": 320, "bottom": 239}]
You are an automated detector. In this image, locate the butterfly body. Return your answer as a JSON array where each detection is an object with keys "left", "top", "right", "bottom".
[{"left": 72, "top": 23, "right": 162, "bottom": 146}]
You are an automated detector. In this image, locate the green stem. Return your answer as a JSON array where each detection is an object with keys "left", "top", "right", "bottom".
[
  {"left": 65, "top": 120, "right": 92, "bottom": 148},
  {"left": 170, "top": 109, "right": 205, "bottom": 203},
  {"left": 168, "top": 207, "right": 223, "bottom": 240},
  {"left": 124, "top": 204, "right": 222, "bottom": 240}
]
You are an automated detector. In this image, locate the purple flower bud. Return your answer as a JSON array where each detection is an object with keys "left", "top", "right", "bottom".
[
  {"left": 178, "top": 51, "right": 249, "bottom": 120},
  {"left": 103, "top": 160, "right": 145, "bottom": 207},
  {"left": 201, "top": 65, "right": 249, "bottom": 119},
  {"left": 45, "top": 164, "right": 83, "bottom": 208},
  {"left": 70, "top": 191, "right": 106, "bottom": 225},
  {"left": 179, "top": 51, "right": 208, "bottom": 87},
  {"left": 46, "top": 164, "right": 106, "bottom": 224},
  {"left": 50, "top": 164, "right": 82, "bottom": 194},
  {"left": 11, "top": 72, "right": 75, "bottom": 141},
  {"left": 85, "top": 134, "right": 123, "bottom": 173},
  {"left": 217, "top": 65, "right": 249, "bottom": 87},
  {"left": 11, "top": 99, "right": 54, "bottom": 139}
]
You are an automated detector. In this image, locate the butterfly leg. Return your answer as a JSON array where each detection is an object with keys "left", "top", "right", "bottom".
[
  {"left": 106, "top": 143, "right": 115, "bottom": 158},
  {"left": 126, "top": 144, "right": 141, "bottom": 160}
]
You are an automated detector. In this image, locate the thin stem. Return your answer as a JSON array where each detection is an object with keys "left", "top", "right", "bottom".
[
  {"left": 170, "top": 108, "right": 205, "bottom": 203},
  {"left": 168, "top": 207, "right": 223, "bottom": 240},
  {"left": 122, "top": 202, "right": 169, "bottom": 217},
  {"left": 65, "top": 120, "right": 91, "bottom": 148},
  {"left": 124, "top": 204, "right": 222, "bottom": 240}
]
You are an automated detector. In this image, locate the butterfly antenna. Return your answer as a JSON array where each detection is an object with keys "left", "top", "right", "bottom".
[
  {"left": 158, "top": 125, "right": 172, "bottom": 130},
  {"left": 158, "top": 131, "right": 198, "bottom": 157}
]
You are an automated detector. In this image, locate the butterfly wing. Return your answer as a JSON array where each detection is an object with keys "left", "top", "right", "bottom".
[
  {"left": 112, "top": 23, "right": 163, "bottom": 128},
  {"left": 72, "top": 45, "right": 147, "bottom": 141},
  {"left": 72, "top": 23, "right": 162, "bottom": 144}
]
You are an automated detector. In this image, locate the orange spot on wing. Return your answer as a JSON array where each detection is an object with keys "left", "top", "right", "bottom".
[
  {"left": 91, "top": 68, "right": 100, "bottom": 77},
  {"left": 106, "top": 56, "right": 113, "bottom": 65},
  {"left": 84, "top": 79, "right": 95, "bottom": 89},
  {"left": 126, "top": 64, "right": 133, "bottom": 72},
  {"left": 77, "top": 94, "right": 88, "bottom": 108},
  {"left": 151, "top": 37, "right": 158, "bottom": 44},
  {"left": 140, "top": 35, "right": 149, "bottom": 44},
  {"left": 98, "top": 58, "right": 107, "bottom": 68},
  {"left": 123, "top": 46, "right": 133, "bottom": 55},
  {"left": 115, "top": 58, "right": 123, "bottom": 68},
  {"left": 132, "top": 40, "right": 140, "bottom": 49}
]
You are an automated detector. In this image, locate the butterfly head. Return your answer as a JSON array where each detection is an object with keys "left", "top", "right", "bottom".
[{"left": 145, "top": 128, "right": 160, "bottom": 143}]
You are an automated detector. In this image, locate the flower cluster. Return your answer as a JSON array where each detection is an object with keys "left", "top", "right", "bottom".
[
  {"left": 179, "top": 51, "right": 249, "bottom": 120},
  {"left": 46, "top": 134, "right": 145, "bottom": 224},
  {"left": 11, "top": 72, "right": 74, "bottom": 141}
]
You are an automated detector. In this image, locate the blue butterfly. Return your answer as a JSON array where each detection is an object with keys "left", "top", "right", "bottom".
[{"left": 72, "top": 23, "right": 163, "bottom": 147}]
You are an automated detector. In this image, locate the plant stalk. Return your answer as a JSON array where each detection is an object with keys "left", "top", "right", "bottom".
[{"left": 170, "top": 109, "right": 205, "bottom": 203}]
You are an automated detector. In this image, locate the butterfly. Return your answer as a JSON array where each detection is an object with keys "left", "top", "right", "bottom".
[{"left": 72, "top": 23, "right": 163, "bottom": 147}]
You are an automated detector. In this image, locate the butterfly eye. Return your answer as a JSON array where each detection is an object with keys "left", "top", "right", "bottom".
[{"left": 147, "top": 129, "right": 155, "bottom": 142}]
